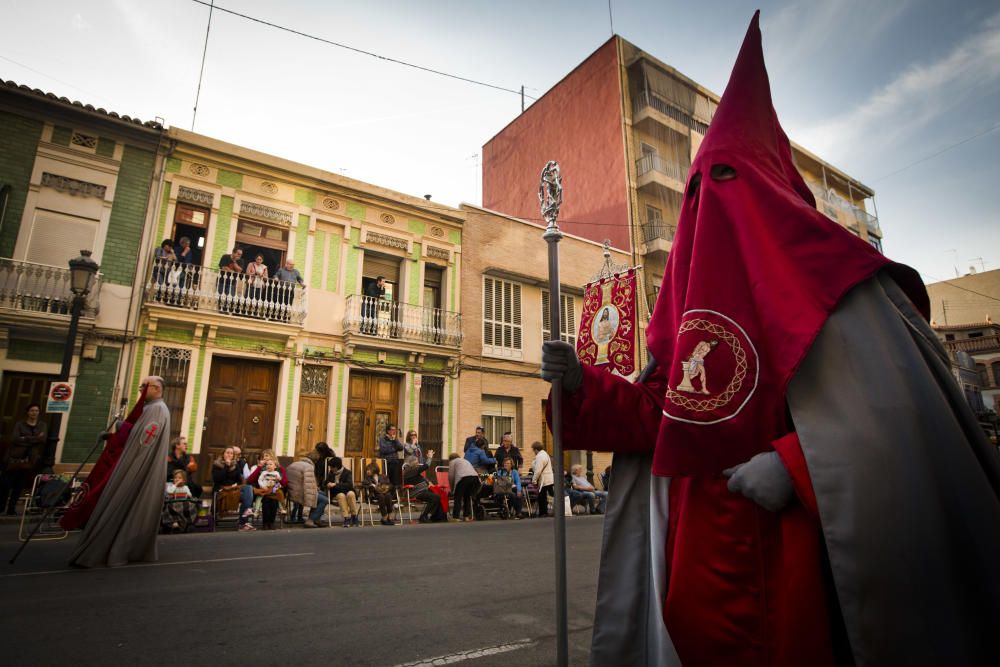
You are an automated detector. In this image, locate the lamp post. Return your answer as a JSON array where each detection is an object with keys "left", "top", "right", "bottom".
[{"left": 43, "top": 249, "right": 99, "bottom": 471}]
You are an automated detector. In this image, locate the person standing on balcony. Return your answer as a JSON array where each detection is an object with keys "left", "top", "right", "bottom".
[
  {"left": 246, "top": 253, "right": 269, "bottom": 317},
  {"left": 362, "top": 275, "right": 385, "bottom": 334},
  {"left": 153, "top": 239, "right": 176, "bottom": 301},
  {"left": 217, "top": 247, "right": 243, "bottom": 314},
  {"left": 274, "top": 258, "right": 305, "bottom": 322}
]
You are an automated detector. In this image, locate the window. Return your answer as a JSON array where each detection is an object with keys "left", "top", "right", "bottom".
[
  {"left": 969, "top": 332, "right": 984, "bottom": 339},
  {"left": 991, "top": 361, "right": 1000, "bottom": 387},
  {"left": 419, "top": 376, "right": 445, "bottom": 454},
  {"left": 481, "top": 395, "right": 519, "bottom": 448},
  {"left": 945, "top": 334, "right": 955, "bottom": 341},
  {"left": 977, "top": 364, "right": 988, "bottom": 387},
  {"left": 541, "top": 289, "right": 577, "bottom": 346},
  {"left": 867, "top": 236, "right": 883, "bottom": 253},
  {"left": 483, "top": 277, "right": 522, "bottom": 358},
  {"left": 645, "top": 204, "right": 663, "bottom": 225},
  {"left": 149, "top": 346, "right": 192, "bottom": 441},
  {"left": 25, "top": 209, "right": 98, "bottom": 267}
]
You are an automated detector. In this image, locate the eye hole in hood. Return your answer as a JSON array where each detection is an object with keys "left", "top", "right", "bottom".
[{"left": 711, "top": 164, "right": 737, "bottom": 181}]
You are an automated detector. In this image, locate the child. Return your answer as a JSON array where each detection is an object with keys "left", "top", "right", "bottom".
[
  {"left": 257, "top": 459, "right": 282, "bottom": 493},
  {"left": 163, "top": 470, "right": 195, "bottom": 532}
]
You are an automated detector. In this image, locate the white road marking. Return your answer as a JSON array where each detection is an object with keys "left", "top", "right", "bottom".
[
  {"left": 394, "top": 638, "right": 537, "bottom": 666},
  {"left": 1, "top": 552, "right": 314, "bottom": 578}
]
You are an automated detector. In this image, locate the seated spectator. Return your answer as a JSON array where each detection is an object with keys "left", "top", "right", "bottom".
[
  {"left": 166, "top": 436, "right": 202, "bottom": 498},
  {"left": 287, "top": 449, "right": 327, "bottom": 528},
  {"left": 600, "top": 465, "right": 612, "bottom": 495},
  {"left": 163, "top": 469, "right": 197, "bottom": 532},
  {"left": 493, "top": 432, "right": 523, "bottom": 471},
  {"left": 403, "top": 430, "right": 426, "bottom": 464},
  {"left": 244, "top": 450, "right": 288, "bottom": 530},
  {"left": 212, "top": 447, "right": 255, "bottom": 530},
  {"left": 493, "top": 457, "right": 524, "bottom": 519},
  {"left": 402, "top": 453, "right": 443, "bottom": 523},
  {"left": 448, "top": 452, "right": 480, "bottom": 522},
  {"left": 569, "top": 464, "right": 607, "bottom": 515},
  {"left": 464, "top": 443, "right": 497, "bottom": 473},
  {"left": 324, "top": 456, "right": 359, "bottom": 528},
  {"left": 361, "top": 462, "right": 395, "bottom": 525}
]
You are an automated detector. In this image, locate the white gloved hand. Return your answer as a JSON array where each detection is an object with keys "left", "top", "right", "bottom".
[{"left": 723, "top": 451, "right": 794, "bottom": 512}]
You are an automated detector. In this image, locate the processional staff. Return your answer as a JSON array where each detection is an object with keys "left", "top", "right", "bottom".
[{"left": 539, "top": 160, "right": 568, "bottom": 667}]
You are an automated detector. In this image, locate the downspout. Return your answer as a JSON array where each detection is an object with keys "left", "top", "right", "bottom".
[{"left": 0, "top": 183, "right": 11, "bottom": 252}]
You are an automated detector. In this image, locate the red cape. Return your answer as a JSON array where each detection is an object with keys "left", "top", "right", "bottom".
[{"left": 60, "top": 388, "right": 147, "bottom": 530}]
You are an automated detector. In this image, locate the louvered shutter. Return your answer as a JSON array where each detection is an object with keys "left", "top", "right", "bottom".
[{"left": 26, "top": 210, "right": 99, "bottom": 267}]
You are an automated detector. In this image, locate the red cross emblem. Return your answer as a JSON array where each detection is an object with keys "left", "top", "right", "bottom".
[{"left": 143, "top": 423, "right": 158, "bottom": 445}]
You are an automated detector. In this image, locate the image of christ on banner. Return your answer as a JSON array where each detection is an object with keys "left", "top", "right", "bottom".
[{"left": 576, "top": 268, "right": 637, "bottom": 378}]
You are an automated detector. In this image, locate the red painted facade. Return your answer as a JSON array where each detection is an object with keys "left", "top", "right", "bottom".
[{"left": 482, "top": 38, "right": 631, "bottom": 252}]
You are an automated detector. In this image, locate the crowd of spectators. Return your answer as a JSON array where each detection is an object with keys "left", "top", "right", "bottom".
[{"left": 155, "top": 422, "right": 610, "bottom": 535}]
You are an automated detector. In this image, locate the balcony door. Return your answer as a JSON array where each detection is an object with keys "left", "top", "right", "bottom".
[{"left": 344, "top": 372, "right": 399, "bottom": 459}]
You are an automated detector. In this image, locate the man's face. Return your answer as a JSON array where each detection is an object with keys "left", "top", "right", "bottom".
[
  {"left": 377, "top": 278, "right": 385, "bottom": 287},
  {"left": 475, "top": 428, "right": 484, "bottom": 438},
  {"left": 233, "top": 250, "right": 242, "bottom": 260},
  {"left": 387, "top": 427, "right": 397, "bottom": 439},
  {"left": 285, "top": 260, "right": 294, "bottom": 270},
  {"left": 233, "top": 447, "right": 242, "bottom": 459},
  {"left": 141, "top": 377, "right": 163, "bottom": 400},
  {"left": 501, "top": 435, "right": 512, "bottom": 448},
  {"left": 27, "top": 406, "right": 40, "bottom": 420}
]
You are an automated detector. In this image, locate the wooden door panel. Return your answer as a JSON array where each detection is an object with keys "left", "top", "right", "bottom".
[
  {"left": 374, "top": 377, "right": 395, "bottom": 404},
  {"left": 296, "top": 396, "right": 327, "bottom": 456},
  {"left": 348, "top": 375, "right": 369, "bottom": 401},
  {"left": 245, "top": 365, "right": 276, "bottom": 395},
  {"left": 345, "top": 409, "right": 366, "bottom": 458},
  {"left": 213, "top": 363, "right": 241, "bottom": 392},
  {"left": 205, "top": 398, "right": 237, "bottom": 451}
]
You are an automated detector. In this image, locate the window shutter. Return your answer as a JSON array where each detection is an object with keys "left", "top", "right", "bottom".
[
  {"left": 512, "top": 283, "right": 522, "bottom": 349},
  {"left": 541, "top": 289, "right": 551, "bottom": 340},
  {"left": 563, "top": 295, "right": 576, "bottom": 346},
  {"left": 26, "top": 210, "right": 99, "bottom": 267},
  {"left": 483, "top": 279, "right": 494, "bottom": 345}
]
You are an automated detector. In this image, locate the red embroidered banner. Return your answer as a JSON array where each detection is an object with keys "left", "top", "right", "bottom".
[{"left": 576, "top": 269, "right": 637, "bottom": 378}]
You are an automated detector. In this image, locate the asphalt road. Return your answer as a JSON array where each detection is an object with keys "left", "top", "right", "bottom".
[{"left": 1, "top": 516, "right": 604, "bottom": 666}]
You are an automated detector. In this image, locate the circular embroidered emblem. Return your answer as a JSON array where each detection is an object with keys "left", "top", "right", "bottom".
[{"left": 662, "top": 309, "right": 759, "bottom": 425}]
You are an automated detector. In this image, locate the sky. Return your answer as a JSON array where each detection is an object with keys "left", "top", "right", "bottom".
[{"left": 2, "top": 0, "right": 997, "bottom": 284}]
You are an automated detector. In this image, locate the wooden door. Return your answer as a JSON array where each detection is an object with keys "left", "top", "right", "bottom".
[
  {"left": 1, "top": 372, "right": 56, "bottom": 453},
  {"left": 296, "top": 365, "right": 330, "bottom": 455},
  {"left": 204, "top": 357, "right": 280, "bottom": 463},
  {"left": 344, "top": 372, "right": 399, "bottom": 459}
]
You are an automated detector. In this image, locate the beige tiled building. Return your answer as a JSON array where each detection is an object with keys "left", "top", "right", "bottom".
[{"left": 458, "top": 204, "right": 633, "bottom": 475}]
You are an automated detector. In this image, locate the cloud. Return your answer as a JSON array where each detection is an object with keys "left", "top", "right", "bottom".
[
  {"left": 795, "top": 9, "right": 1000, "bottom": 161},
  {"left": 71, "top": 13, "right": 90, "bottom": 31}
]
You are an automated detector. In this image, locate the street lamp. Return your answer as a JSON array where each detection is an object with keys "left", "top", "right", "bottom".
[{"left": 43, "top": 250, "right": 100, "bottom": 471}]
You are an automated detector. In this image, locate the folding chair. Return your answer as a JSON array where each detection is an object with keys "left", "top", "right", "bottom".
[{"left": 17, "top": 473, "right": 82, "bottom": 542}]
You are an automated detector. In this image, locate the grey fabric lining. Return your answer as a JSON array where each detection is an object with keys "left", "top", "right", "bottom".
[{"left": 788, "top": 273, "right": 1000, "bottom": 666}]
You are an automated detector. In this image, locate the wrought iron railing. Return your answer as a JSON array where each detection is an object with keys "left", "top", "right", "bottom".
[
  {"left": 636, "top": 153, "right": 688, "bottom": 184},
  {"left": 144, "top": 259, "right": 307, "bottom": 324},
  {"left": 0, "top": 258, "right": 101, "bottom": 317},
  {"left": 640, "top": 222, "right": 676, "bottom": 244},
  {"left": 632, "top": 91, "right": 710, "bottom": 135},
  {"left": 806, "top": 184, "right": 881, "bottom": 237},
  {"left": 343, "top": 294, "right": 461, "bottom": 346}
]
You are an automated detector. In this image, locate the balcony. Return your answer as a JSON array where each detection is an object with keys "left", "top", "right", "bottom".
[
  {"left": 636, "top": 154, "right": 688, "bottom": 195},
  {"left": 632, "top": 91, "right": 710, "bottom": 135},
  {"left": 637, "top": 221, "right": 674, "bottom": 259},
  {"left": 807, "top": 184, "right": 881, "bottom": 238},
  {"left": 945, "top": 335, "right": 1000, "bottom": 355},
  {"left": 343, "top": 294, "right": 461, "bottom": 347},
  {"left": 0, "top": 258, "right": 101, "bottom": 319},
  {"left": 143, "top": 259, "right": 306, "bottom": 324}
]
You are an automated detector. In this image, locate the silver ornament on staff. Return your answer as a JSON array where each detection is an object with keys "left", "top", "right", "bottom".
[{"left": 539, "top": 160, "right": 568, "bottom": 667}]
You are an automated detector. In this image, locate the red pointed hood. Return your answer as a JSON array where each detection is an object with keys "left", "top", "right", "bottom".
[{"left": 645, "top": 12, "right": 927, "bottom": 476}]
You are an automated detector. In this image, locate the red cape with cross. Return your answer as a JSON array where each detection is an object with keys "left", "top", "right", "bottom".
[{"left": 60, "top": 387, "right": 147, "bottom": 531}]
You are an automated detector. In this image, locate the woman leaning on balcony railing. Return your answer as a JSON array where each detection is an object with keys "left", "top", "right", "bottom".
[{"left": 153, "top": 239, "right": 176, "bottom": 302}]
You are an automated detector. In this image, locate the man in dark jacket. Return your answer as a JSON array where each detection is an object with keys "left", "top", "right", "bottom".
[
  {"left": 378, "top": 425, "right": 404, "bottom": 484},
  {"left": 362, "top": 276, "right": 385, "bottom": 333},
  {"left": 463, "top": 425, "right": 487, "bottom": 453},
  {"left": 166, "top": 436, "right": 202, "bottom": 498},
  {"left": 493, "top": 432, "right": 523, "bottom": 470},
  {"left": 324, "top": 456, "right": 358, "bottom": 527}
]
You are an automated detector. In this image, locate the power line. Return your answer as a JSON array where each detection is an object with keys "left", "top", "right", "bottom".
[
  {"left": 920, "top": 272, "right": 1000, "bottom": 304},
  {"left": 872, "top": 118, "right": 1000, "bottom": 183},
  {"left": 189, "top": 0, "right": 536, "bottom": 100}
]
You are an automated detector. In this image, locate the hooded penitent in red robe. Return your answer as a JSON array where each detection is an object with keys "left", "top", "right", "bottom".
[
  {"left": 551, "top": 11, "right": 1000, "bottom": 667},
  {"left": 60, "top": 388, "right": 147, "bottom": 531}
]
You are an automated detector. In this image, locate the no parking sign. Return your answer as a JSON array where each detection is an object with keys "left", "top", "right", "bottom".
[{"left": 46, "top": 381, "right": 75, "bottom": 413}]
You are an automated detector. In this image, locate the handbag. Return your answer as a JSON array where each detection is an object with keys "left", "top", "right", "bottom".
[{"left": 493, "top": 475, "right": 513, "bottom": 495}]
